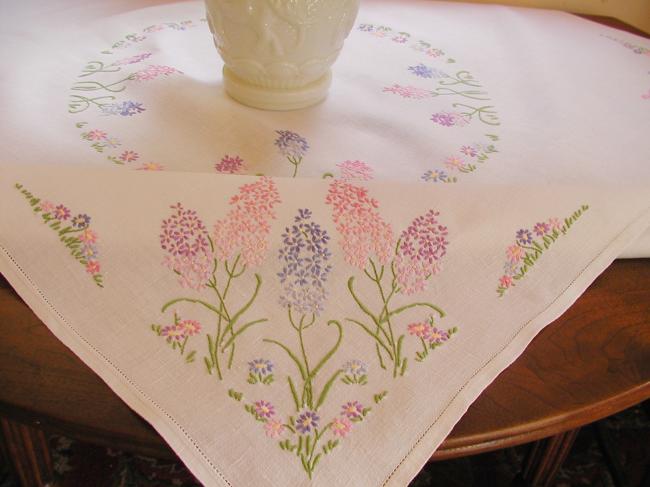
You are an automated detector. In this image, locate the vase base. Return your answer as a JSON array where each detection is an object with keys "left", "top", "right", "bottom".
[{"left": 222, "top": 67, "right": 331, "bottom": 111}]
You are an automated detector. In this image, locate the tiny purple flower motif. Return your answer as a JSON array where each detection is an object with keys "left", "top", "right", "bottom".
[
  {"left": 274, "top": 130, "right": 309, "bottom": 160},
  {"left": 421, "top": 169, "right": 449, "bottom": 183},
  {"left": 392, "top": 33, "right": 409, "bottom": 43},
  {"left": 254, "top": 400, "right": 275, "bottom": 419},
  {"left": 516, "top": 229, "right": 533, "bottom": 245},
  {"left": 358, "top": 24, "right": 374, "bottom": 32},
  {"left": 71, "top": 214, "right": 91, "bottom": 228},
  {"left": 533, "top": 222, "right": 550, "bottom": 236},
  {"left": 295, "top": 410, "right": 319, "bottom": 434},
  {"left": 460, "top": 145, "right": 478, "bottom": 157},
  {"left": 161, "top": 324, "right": 185, "bottom": 342},
  {"left": 112, "top": 52, "right": 153, "bottom": 66},
  {"left": 248, "top": 359, "right": 274, "bottom": 376},
  {"left": 343, "top": 359, "right": 367, "bottom": 376},
  {"left": 408, "top": 63, "right": 434, "bottom": 78},
  {"left": 428, "top": 327, "right": 450, "bottom": 344},
  {"left": 54, "top": 205, "right": 71, "bottom": 221},
  {"left": 102, "top": 101, "right": 146, "bottom": 117},
  {"left": 341, "top": 401, "right": 364, "bottom": 419},
  {"left": 431, "top": 112, "right": 469, "bottom": 127}
]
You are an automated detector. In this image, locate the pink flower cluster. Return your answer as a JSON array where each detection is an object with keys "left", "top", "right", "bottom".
[
  {"left": 215, "top": 154, "right": 245, "bottom": 174},
  {"left": 430, "top": 111, "right": 470, "bottom": 127},
  {"left": 325, "top": 180, "right": 394, "bottom": 269},
  {"left": 212, "top": 177, "right": 281, "bottom": 267},
  {"left": 395, "top": 210, "right": 448, "bottom": 295},
  {"left": 382, "top": 84, "right": 432, "bottom": 100},
  {"left": 134, "top": 65, "right": 182, "bottom": 81},
  {"left": 161, "top": 318, "right": 202, "bottom": 342},
  {"left": 160, "top": 203, "right": 212, "bottom": 289},
  {"left": 337, "top": 160, "right": 374, "bottom": 181}
]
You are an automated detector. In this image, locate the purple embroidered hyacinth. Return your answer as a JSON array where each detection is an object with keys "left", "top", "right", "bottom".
[
  {"left": 274, "top": 130, "right": 309, "bottom": 159},
  {"left": 516, "top": 229, "right": 533, "bottom": 245},
  {"left": 101, "top": 100, "right": 146, "bottom": 116},
  {"left": 395, "top": 210, "right": 449, "bottom": 295},
  {"left": 408, "top": 63, "right": 434, "bottom": 78},
  {"left": 295, "top": 410, "right": 320, "bottom": 434},
  {"left": 160, "top": 203, "right": 212, "bottom": 290},
  {"left": 278, "top": 209, "right": 332, "bottom": 316},
  {"left": 160, "top": 203, "right": 210, "bottom": 257}
]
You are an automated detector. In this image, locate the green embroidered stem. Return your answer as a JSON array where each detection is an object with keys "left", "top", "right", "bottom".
[
  {"left": 68, "top": 94, "right": 116, "bottom": 113},
  {"left": 263, "top": 338, "right": 308, "bottom": 381},
  {"left": 161, "top": 298, "right": 228, "bottom": 320},
  {"left": 346, "top": 318, "right": 393, "bottom": 359},
  {"left": 71, "top": 75, "right": 135, "bottom": 93},
  {"left": 219, "top": 318, "right": 268, "bottom": 352},
  {"left": 288, "top": 376, "right": 301, "bottom": 412},
  {"left": 384, "top": 301, "right": 445, "bottom": 321},
  {"left": 79, "top": 61, "right": 121, "bottom": 77},
  {"left": 432, "top": 87, "right": 490, "bottom": 100},
  {"left": 438, "top": 70, "right": 482, "bottom": 88},
  {"left": 452, "top": 103, "right": 500, "bottom": 126}
]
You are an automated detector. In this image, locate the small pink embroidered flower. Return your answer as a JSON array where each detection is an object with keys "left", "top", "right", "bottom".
[
  {"left": 330, "top": 417, "right": 352, "bottom": 438},
  {"left": 426, "top": 48, "right": 444, "bottom": 57},
  {"left": 40, "top": 200, "right": 55, "bottom": 213},
  {"left": 160, "top": 324, "right": 185, "bottom": 342},
  {"left": 506, "top": 244, "right": 524, "bottom": 263},
  {"left": 119, "top": 150, "right": 139, "bottom": 162},
  {"left": 85, "top": 129, "right": 107, "bottom": 141},
  {"left": 547, "top": 217, "right": 562, "bottom": 231},
  {"left": 428, "top": 327, "right": 450, "bottom": 344},
  {"left": 134, "top": 65, "right": 182, "bottom": 81},
  {"left": 79, "top": 228, "right": 98, "bottom": 244},
  {"left": 86, "top": 260, "right": 101, "bottom": 275},
  {"left": 382, "top": 84, "right": 432, "bottom": 99},
  {"left": 178, "top": 319, "right": 201, "bottom": 336},
  {"left": 408, "top": 322, "right": 432, "bottom": 338},
  {"left": 264, "top": 419, "right": 285, "bottom": 438},
  {"left": 533, "top": 222, "right": 550, "bottom": 236},
  {"left": 337, "top": 160, "right": 374, "bottom": 181},
  {"left": 143, "top": 24, "right": 165, "bottom": 33},
  {"left": 499, "top": 275, "right": 513, "bottom": 288},
  {"left": 215, "top": 155, "right": 245, "bottom": 174},
  {"left": 341, "top": 401, "right": 364, "bottom": 419},
  {"left": 54, "top": 205, "right": 71, "bottom": 221},
  {"left": 212, "top": 177, "right": 281, "bottom": 267},
  {"left": 137, "top": 162, "right": 164, "bottom": 171},
  {"left": 325, "top": 179, "right": 394, "bottom": 269},
  {"left": 444, "top": 156, "right": 466, "bottom": 171},
  {"left": 163, "top": 254, "right": 212, "bottom": 290},
  {"left": 460, "top": 146, "right": 478, "bottom": 157},
  {"left": 254, "top": 400, "right": 275, "bottom": 419}
]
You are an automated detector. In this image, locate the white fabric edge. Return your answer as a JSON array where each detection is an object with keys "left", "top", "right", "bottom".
[
  {"left": 384, "top": 205, "right": 650, "bottom": 487},
  {"left": 0, "top": 246, "right": 230, "bottom": 487},
  {"left": 1, "top": 203, "right": 648, "bottom": 487}
]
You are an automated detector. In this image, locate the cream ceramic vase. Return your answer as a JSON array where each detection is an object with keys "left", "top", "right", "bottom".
[{"left": 205, "top": 0, "right": 360, "bottom": 110}]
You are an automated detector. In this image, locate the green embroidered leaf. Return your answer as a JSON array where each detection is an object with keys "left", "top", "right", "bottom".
[
  {"left": 373, "top": 391, "right": 388, "bottom": 404},
  {"left": 227, "top": 389, "right": 243, "bottom": 401},
  {"left": 185, "top": 350, "right": 196, "bottom": 363}
]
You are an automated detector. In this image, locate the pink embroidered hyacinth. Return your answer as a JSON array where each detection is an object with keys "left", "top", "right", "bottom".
[
  {"left": 394, "top": 210, "right": 449, "bottom": 295},
  {"left": 337, "top": 160, "right": 374, "bottom": 181},
  {"left": 215, "top": 155, "right": 245, "bottom": 174},
  {"left": 325, "top": 179, "right": 393, "bottom": 269},
  {"left": 212, "top": 177, "right": 281, "bottom": 267},
  {"left": 160, "top": 203, "right": 212, "bottom": 289},
  {"left": 134, "top": 65, "right": 182, "bottom": 81},
  {"left": 382, "top": 84, "right": 432, "bottom": 100}
]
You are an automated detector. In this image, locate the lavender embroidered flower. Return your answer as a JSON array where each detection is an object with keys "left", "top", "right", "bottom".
[
  {"left": 71, "top": 214, "right": 91, "bottom": 228},
  {"left": 54, "top": 205, "right": 71, "bottom": 221},
  {"left": 428, "top": 327, "right": 450, "bottom": 344},
  {"left": 295, "top": 410, "right": 319, "bottom": 434},
  {"left": 408, "top": 63, "right": 434, "bottom": 78},
  {"left": 516, "top": 229, "right": 533, "bottom": 245},
  {"left": 421, "top": 169, "right": 449, "bottom": 183},
  {"left": 430, "top": 111, "right": 469, "bottom": 127},
  {"left": 341, "top": 359, "right": 368, "bottom": 385},
  {"left": 278, "top": 209, "right": 332, "bottom": 316},
  {"left": 341, "top": 401, "right": 364, "bottom": 419},
  {"left": 101, "top": 100, "right": 146, "bottom": 116},
  {"left": 533, "top": 222, "right": 550, "bottom": 236},
  {"left": 112, "top": 52, "right": 152, "bottom": 66},
  {"left": 249, "top": 359, "right": 273, "bottom": 376},
  {"left": 275, "top": 130, "right": 309, "bottom": 159}
]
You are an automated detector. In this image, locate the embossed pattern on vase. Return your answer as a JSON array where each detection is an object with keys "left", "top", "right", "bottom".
[{"left": 206, "top": 0, "right": 360, "bottom": 89}]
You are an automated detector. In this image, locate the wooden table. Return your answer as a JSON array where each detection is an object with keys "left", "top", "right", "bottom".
[{"left": 1, "top": 258, "right": 649, "bottom": 486}]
